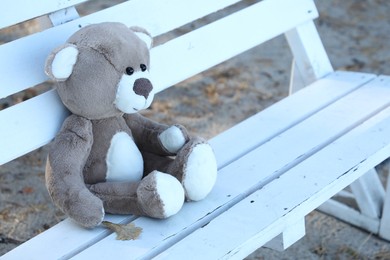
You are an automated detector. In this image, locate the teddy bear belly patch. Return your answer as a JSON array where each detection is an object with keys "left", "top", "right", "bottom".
[{"left": 106, "top": 132, "right": 144, "bottom": 182}]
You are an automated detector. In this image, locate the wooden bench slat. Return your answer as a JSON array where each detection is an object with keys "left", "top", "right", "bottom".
[
  {"left": 157, "top": 100, "right": 390, "bottom": 259},
  {"left": 0, "top": 0, "right": 88, "bottom": 29},
  {"left": 0, "top": 0, "right": 315, "bottom": 98},
  {"left": 152, "top": 0, "right": 318, "bottom": 93},
  {"left": 0, "top": 0, "right": 241, "bottom": 99},
  {"left": 0, "top": 215, "right": 134, "bottom": 260},
  {"left": 0, "top": 90, "right": 68, "bottom": 165},
  {"left": 211, "top": 71, "right": 374, "bottom": 168},
  {"left": 68, "top": 74, "right": 390, "bottom": 259},
  {"left": 1, "top": 71, "right": 374, "bottom": 259}
]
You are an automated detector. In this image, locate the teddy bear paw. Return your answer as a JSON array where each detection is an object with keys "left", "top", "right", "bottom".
[
  {"left": 67, "top": 190, "right": 105, "bottom": 228},
  {"left": 159, "top": 125, "right": 187, "bottom": 153},
  {"left": 137, "top": 170, "right": 184, "bottom": 218},
  {"left": 182, "top": 141, "right": 217, "bottom": 201}
]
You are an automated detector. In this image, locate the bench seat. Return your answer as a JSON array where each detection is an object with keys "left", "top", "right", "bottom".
[{"left": 4, "top": 71, "right": 389, "bottom": 259}]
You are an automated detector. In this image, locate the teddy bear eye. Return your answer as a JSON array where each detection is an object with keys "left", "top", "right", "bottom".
[
  {"left": 140, "top": 64, "right": 147, "bottom": 72},
  {"left": 125, "top": 67, "right": 134, "bottom": 75}
]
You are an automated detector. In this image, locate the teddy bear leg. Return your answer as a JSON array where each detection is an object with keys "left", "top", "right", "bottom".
[
  {"left": 168, "top": 137, "right": 218, "bottom": 201},
  {"left": 89, "top": 171, "right": 184, "bottom": 219},
  {"left": 88, "top": 182, "right": 144, "bottom": 215},
  {"left": 137, "top": 171, "right": 185, "bottom": 218},
  {"left": 141, "top": 151, "right": 174, "bottom": 176}
]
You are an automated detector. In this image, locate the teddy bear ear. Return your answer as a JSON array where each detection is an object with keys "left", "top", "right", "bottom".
[
  {"left": 45, "top": 43, "right": 79, "bottom": 81},
  {"left": 130, "top": 26, "right": 153, "bottom": 49}
]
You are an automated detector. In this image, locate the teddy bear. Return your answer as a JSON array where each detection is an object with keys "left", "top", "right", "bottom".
[{"left": 44, "top": 22, "right": 217, "bottom": 228}]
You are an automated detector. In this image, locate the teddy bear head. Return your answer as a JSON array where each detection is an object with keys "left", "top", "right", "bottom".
[{"left": 45, "top": 22, "right": 154, "bottom": 119}]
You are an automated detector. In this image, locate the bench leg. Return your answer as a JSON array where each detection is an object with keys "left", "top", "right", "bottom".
[
  {"left": 318, "top": 167, "right": 390, "bottom": 241},
  {"left": 285, "top": 20, "right": 333, "bottom": 89},
  {"left": 318, "top": 197, "right": 380, "bottom": 234},
  {"left": 289, "top": 59, "right": 306, "bottom": 95},
  {"left": 264, "top": 218, "right": 306, "bottom": 251},
  {"left": 350, "top": 168, "right": 385, "bottom": 218},
  {"left": 379, "top": 169, "right": 390, "bottom": 240}
]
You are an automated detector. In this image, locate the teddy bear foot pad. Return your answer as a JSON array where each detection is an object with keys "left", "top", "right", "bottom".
[{"left": 182, "top": 143, "right": 218, "bottom": 201}]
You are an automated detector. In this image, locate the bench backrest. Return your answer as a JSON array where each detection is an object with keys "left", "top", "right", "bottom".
[{"left": 0, "top": 0, "right": 332, "bottom": 165}]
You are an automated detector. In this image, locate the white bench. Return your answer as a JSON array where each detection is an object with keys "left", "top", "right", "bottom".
[{"left": 1, "top": 0, "right": 390, "bottom": 259}]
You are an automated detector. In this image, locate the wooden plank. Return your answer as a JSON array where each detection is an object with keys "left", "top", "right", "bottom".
[
  {"left": 0, "top": 90, "right": 69, "bottom": 165},
  {"left": 0, "top": 0, "right": 87, "bottom": 29},
  {"left": 285, "top": 20, "right": 333, "bottom": 85},
  {"left": 0, "top": 0, "right": 241, "bottom": 98},
  {"left": 152, "top": 0, "right": 318, "bottom": 93},
  {"left": 211, "top": 71, "right": 374, "bottom": 168},
  {"left": 155, "top": 104, "right": 390, "bottom": 259},
  {"left": 71, "top": 76, "right": 390, "bottom": 259},
  {"left": 1, "top": 215, "right": 134, "bottom": 260}
]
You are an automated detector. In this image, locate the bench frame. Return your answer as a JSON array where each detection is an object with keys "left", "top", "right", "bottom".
[{"left": 1, "top": 0, "right": 389, "bottom": 258}]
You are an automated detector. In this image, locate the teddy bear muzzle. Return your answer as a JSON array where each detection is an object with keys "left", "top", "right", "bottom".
[
  {"left": 133, "top": 78, "right": 153, "bottom": 99},
  {"left": 115, "top": 73, "right": 155, "bottom": 114}
]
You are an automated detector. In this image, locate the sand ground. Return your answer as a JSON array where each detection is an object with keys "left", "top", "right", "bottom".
[{"left": 1, "top": 0, "right": 390, "bottom": 258}]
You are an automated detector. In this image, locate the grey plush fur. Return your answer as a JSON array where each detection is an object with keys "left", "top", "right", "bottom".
[{"left": 44, "top": 22, "right": 217, "bottom": 228}]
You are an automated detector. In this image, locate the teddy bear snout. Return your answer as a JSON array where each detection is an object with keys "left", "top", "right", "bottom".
[{"left": 133, "top": 78, "right": 153, "bottom": 99}]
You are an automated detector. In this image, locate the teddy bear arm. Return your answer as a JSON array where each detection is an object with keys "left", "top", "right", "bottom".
[
  {"left": 124, "top": 113, "right": 189, "bottom": 155},
  {"left": 46, "top": 115, "right": 104, "bottom": 227}
]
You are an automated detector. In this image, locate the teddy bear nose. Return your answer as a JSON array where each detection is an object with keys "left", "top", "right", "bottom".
[{"left": 133, "top": 78, "right": 153, "bottom": 99}]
